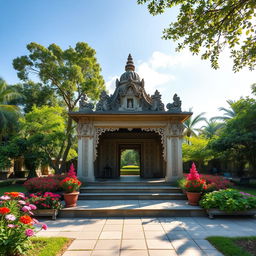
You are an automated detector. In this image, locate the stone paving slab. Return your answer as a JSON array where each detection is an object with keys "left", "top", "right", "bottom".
[{"left": 38, "top": 216, "right": 256, "bottom": 255}]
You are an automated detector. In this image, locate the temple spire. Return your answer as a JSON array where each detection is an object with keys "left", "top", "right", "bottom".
[{"left": 125, "top": 54, "right": 135, "bottom": 71}]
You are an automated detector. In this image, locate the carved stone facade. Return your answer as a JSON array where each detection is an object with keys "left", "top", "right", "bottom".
[{"left": 70, "top": 55, "right": 192, "bottom": 182}]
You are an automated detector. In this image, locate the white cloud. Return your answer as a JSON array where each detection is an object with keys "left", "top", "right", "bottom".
[{"left": 105, "top": 75, "right": 118, "bottom": 94}]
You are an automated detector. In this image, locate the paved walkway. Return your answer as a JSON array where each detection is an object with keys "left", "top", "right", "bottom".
[{"left": 37, "top": 216, "right": 256, "bottom": 256}]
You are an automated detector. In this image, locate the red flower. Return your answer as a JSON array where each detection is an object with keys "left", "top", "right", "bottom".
[
  {"left": 19, "top": 215, "right": 33, "bottom": 224},
  {"left": 0, "top": 207, "right": 10, "bottom": 215}
]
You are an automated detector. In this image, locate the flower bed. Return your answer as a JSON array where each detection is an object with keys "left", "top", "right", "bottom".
[
  {"left": 24, "top": 174, "right": 68, "bottom": 192},
  {"left": 0, "top": 192, "right": 47, "bottom": 256},
  {"left": 200, "top": 189, "right": 256, "bottom": 212},
  {"left": 182, "top": 174, "right": 233, "bottom": 192},
  {"left": 29, "top": 192, "right": 62, "bottom": 210}
]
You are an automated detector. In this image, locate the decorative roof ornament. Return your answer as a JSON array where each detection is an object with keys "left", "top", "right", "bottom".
[
  {"left": 96, "top": 91, "right": 110, "bottom": 111},
  {"left": 151, "top": 90, "right": 165, "bottom": 111},
  {"left": 125, "top": 54, "right": 135, "bottom": 71},
  {"left": 79, "top": 94, "right": 94, "bottom": 112},
  {"left": 166, "top": 94, "right": 182, "bottom": 112}
]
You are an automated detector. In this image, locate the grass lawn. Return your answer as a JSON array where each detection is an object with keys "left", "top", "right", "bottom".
[
  {"left": 27, "top": 237, "right": 72, "bottom": 256},
  {"left": 0, "top": 184, "right": 26, "bottom": 195},
  {"left": 207, "top": 236, "right": 256, "bottom": 256},
  {"left": 120, "top": 168, "right": 140, "bottom": 175},
  {"left": 234, "top": 186, "right": 256, "bottom": 196}
]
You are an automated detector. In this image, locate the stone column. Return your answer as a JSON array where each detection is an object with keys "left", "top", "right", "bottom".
[
  {"left": 77, "top": 120, "right": 95, "bottom": 182},
  {"left": 165, "top": 122, "right": 184, "bottom": 182}
]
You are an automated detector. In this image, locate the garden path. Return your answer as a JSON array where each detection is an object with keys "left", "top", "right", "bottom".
[{"left": 37, "top": 216, "right": 256, "bottom": 256}]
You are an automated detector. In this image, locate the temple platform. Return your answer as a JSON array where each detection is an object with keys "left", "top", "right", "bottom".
[{"left": 59, "top": 199, "right": 206, "bottom": 218}]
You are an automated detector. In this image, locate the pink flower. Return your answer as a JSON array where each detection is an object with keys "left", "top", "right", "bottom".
[
  {"left": 29, "top": 204, "right": 37, "bottom": 210},
  {"left": 5, "top": 214, "right": 16, "bottom": 221},
  {"left": 22, "top": 206, "right": 31, "bottom": 212},
  {"left": 18, "top": 200, "right": 26, "bottom": 205},
  {"left": 25, "top": 229, "right": 34, "bottom": 237},
  {"left": 0, "top": 195, "right": 10, "bottom": 200},
  {"left": 41, "top": 223, "right": 48, "bottom": 230},
  {"left": 8, "top": 224, "right": 15, "bottom": 228},
  {"left": 187, "top": 163, "right": 200, "bottom": 181}
]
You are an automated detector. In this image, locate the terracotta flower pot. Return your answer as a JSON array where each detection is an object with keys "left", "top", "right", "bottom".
[
  {"left": 186, "top": 191, "right": 202, "bottom": 206},
  {"left": 63, "top": 191, "right": 79, "bottom": 208}
]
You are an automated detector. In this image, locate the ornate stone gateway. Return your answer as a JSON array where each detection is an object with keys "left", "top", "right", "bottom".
[{"left": 69, "top": 55, "right": 192, "bottom": 182}]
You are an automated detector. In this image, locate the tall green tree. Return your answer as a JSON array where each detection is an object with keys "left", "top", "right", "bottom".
[
  {"left": 210, "top": 96, "right": 256, "bottom": 174},
  {"left": 213, "top": 100, "right": 236, "bottom": 121},
  {"left": 13, "top": 42, "right": 105, "bottom": 172},
  {"left": 1, "top": 106, "right": 73, "bottom": 177},
  {"left": 138, "top": 0, "right": 256, "bottom": 71},
  {"left": 183, "top": 108, "right": 206, "bottom": 139},
  {"left": 0, "top": 78, "right": 21, "bottom": 140},
  {"left": 11, "top": 81, "right": 63, "bottom": 113},
  {"left": 199, "top": 119, "right": 224, "bottom": 139}
]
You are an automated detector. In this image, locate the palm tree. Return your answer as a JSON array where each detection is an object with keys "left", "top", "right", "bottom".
[
  {"left": 213, "top": 100, "right": 236, "bottom": 121},
  {"left": 0, "top": 78, "right": 21, "bottom": 140},
  {"left": 183, "top": 108, "right": 206, "bottom": 138},
  {"left": 199, "top": 118, "right": 224, "bottom": 139}
]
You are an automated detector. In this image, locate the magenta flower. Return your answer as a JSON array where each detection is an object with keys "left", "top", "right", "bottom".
[
  {"left": 5, "top": 214, "right": 16, "bottom": 221},
  {"left": 22, "top": 206, "right": 31, "bottom": 212},
  {"left": 25, "top": 229, "right": 35, "bottom": 237},
  {"left": 29, "top": 204, "right": 37, "bottom": 210},
  {"left": 41, "top": 223, "right": 48, "bottom": 230}
]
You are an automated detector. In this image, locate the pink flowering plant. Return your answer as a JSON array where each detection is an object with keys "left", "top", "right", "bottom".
[
  {"left": 0, "top": 192, "right": 47, "bottom": 256},
  {"left": 29, "top": 192, "right": 63, "bottom": 210},
  {"left": 184, "top": 163, "right": 206, "bottom": 192}
]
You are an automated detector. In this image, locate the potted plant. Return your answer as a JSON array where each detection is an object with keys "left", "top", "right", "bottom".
[
  {"left": 200, "top": 189, "right": 256, "bottom": 218},
  {"left": 28, "top": 192, "right": 63, "bottom": 220},
  {"left": 60, "top": 164, "right": 81, "bottom": 208},
  {"left": 184, "top": 163, "right": 206, "bottom": 205}
]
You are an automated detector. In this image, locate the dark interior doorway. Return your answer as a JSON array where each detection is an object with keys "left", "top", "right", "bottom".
[{"left": 119, "top": 144, "right": 142, "bottom": 177}]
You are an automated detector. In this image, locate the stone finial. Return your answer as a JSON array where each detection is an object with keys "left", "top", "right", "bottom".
[
  {"left": 151, "top": 90, "right": 164, "bottom": 111},
  {"left": 125, "top": 54, "right": 135, "bottom": 71},
  {"left": 166, "top": 93, "right": 182, "bottom": 112},
  {"left": 79, "top": 94, "right": 94, "bottom": 112}
]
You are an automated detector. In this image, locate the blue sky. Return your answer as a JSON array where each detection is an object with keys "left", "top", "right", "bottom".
[{"left": 1, "top": 0, "right": 255, "bottom": 121}]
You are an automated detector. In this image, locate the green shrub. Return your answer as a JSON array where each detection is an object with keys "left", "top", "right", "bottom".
[
  {"left": 200, "top": 189, "right": 256, "bottom": 212},
  {"left": 120, "top": 169, "right": 140, "bottom": 175},
  {"left": 122, "top": 165, "right": 140, "bottom": 169}
]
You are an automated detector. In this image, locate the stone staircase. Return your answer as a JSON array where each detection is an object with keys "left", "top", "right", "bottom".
[
  {"left": 79, "top": 181, "right": 186, "bottom": 200},
  {"left": 59, "top": 180, "right": 206, "bottom": 217}
]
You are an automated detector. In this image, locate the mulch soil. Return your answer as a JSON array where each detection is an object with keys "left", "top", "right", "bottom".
[{"left": 235, "top": 239, "right": 256, "bottom": 256}]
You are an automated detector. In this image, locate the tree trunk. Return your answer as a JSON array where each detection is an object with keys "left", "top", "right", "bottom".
[{"left": 58, "top": 116, "right": 73, "bottom": 174}]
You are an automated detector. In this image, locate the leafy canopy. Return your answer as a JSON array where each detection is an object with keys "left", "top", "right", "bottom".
[
  {"left": 210, "top": 96, "right": 256, "bottom": 170},
  {"left": 11, "top": 81, "right": 63, "bottom": 113},
  {"left": 13, "top": 42, "right": 105, "bottom": 110},
  {"left": 138, "top": 0, "right": 256, "bottom": 71},
  {"left": 183, "top": 136, "right": 215, "bottom": 165}
]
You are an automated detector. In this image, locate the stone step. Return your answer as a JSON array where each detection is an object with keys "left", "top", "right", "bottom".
[
  {"left": 80, "top": 186, "right": 181, "bottom": 194},
  {"left": 78, "top": 192, "right": 186, "bottom": 200},
  {"left": 85, "top": 181, "right": 173, "bottom": 187},
  {"left": 59, "top": 200, "right": 206, "bottom": 218}
]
